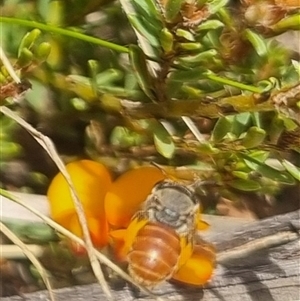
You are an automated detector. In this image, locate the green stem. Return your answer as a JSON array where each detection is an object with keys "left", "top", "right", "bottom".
[
  {"left": 206, "top": 73, "right": 263, "bottom": 93},
  {"left": 0, "top": 17, "right": 129, "bottom": 54}
]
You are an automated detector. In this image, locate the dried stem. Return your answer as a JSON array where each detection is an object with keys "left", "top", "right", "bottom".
[{"left": 0, "top": 222, "right": 56, "bottom": 301}]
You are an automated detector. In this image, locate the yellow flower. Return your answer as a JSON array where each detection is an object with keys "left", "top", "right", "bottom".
[
  {"left": 104, "top": 166, "right": 165, "bottom": 228},
  {"left": 47, "top": 160, "right": 112, "bottom": 248}
]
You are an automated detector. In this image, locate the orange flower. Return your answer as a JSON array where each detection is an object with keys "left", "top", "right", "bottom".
[
  {"left": 47, "top": 161, "right": 216, "bottom": 286},
  {"left": 104, "top": 166, "right": 165, "bottom": 228},
  {"left": 172, "top": 242, "right": 216, "bottom": 286},
  {"left": 47, "top": 160, "right": 112, "bottom": 248}
]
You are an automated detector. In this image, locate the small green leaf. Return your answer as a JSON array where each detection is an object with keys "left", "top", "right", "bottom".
[
  {"left": 235, "top": 112, "right": 251, "bottom": 125},
  {"left": 17, "top": 47, "right": 33, "bottom": 67},
  {"left": 251, "top": 112, "right": 262, "bottom": 128},
  {"left": 29, "top": 172, "right": 48, "bottom": 186},
  {"left": 258, "top": 165, "right": 295, "bottom": 184},
  {"left": 271, "top": 14, "right": 300, "bottom": 32},
  {"left": 96, "top": 69, "right": 123, "bottom": 86},
  {"left": 243, "top": 156, "right": 295, "bottom": 185},
  {"left": 36, "top": 42, "right": 51, "bottom": 61},
  {"left": 1, "top": 64, "right": 13, "bottom": 79},
  {"left": 178, "top": 42, "right": 202, "bottom": 51},
  {"left": 164, "top": 0, "right": 183, "bottom": 23},
  {"left": 246, "top": 150, "right": 270, "bottom": 162},
  {"left": 124, "top": 73, "right": 139, "bottom": 90},
  {"left": 70, "top": 97, "right": 89, "bottom": 111},
  {"left": 257, "top": 78, "right": 280, "bottom": 92},
  {"left": 24, "top": 223, "right": 58, "bottom": 243},
  {"left": 18, "top": 29, "right": 41, "bottom": 57},
  {"left": 292, "top": 59, "right": 300, "bottom": 76},
  {"left": 129, "top": 45, "right": 155, "bottom": 100},
  {"left": 268, "top": 116, "right": 285, "bottom": 144},
  {"left": 229, "top": 178, "right": 261, "bottom": 191},
  {"left": 232, "top": 171, "right": 249, "bottom": 180},
  {"left": 177, "top": 49, "right": 218, "bottom": 65},
  {"left": 0, "top": 72, "right": 6, "bottom": 83},
  {"left": 66, "top": 75, "right": 96, "bottom": 101},
  {"left": 241, "top": 126, "right": 266, "bottom": 149},
  {"left": 282, "top": 160, "right": 300, "bottom": 181},
  {"left": 132, "top": 0, "right": 161, "bottom": 20},
  {"left": 232, "top": 112, "right": 251, "bottom": 136},
  {"left": 212, "top": 117, "right": 233, "bottom": 142},
  {"left": 175, "top": 29, "right": 195, "bottom": 41},
  {"left": 88, "top": 60, "right": 100, "bottom": 95},
  {"left": 280, "top": 115, "right": 298, "bottom": 131},
  {"left": 180, "top": 85, "right": 204, "bottom": 97},
  {"left": 160, "top": 28, "right": 174, "bottom": 54},
  {"left": 208, "top": 0, "right": 229, "bottom": 14},
  {"left": 137, "top": 119, "right": 175, "bottom": 158},
  {"left": 197, "top": 142, "right": 220, "bottom": 154},
  {"left": 169, "top": 67, "right": 206, "bottom": 82},
  {"left": 128, "top": 15, "right": 160, "bottom": 48},
  {"left": 0, "top": 142, "right": 23, "bottom": 159},
  {"left": 243, "top": 29, "right": 267, "bottom": 56},
  {"left": 88, "top": 60, "right": 99, "bottom": 77},
  {"left": 3, "top": 221, "right": 57, "bottom": 243},
  {"left": 196, "top": 20, "right": 224, "bottom": 31},
  {"left": 153, "top": 128, "right": 175, "bottom": 159},
  {"left": 217, "top": 6, "right": 233, "bottom": 26},
  {"left": 110, "top": 126, "right": 149, "bottom": 148}
]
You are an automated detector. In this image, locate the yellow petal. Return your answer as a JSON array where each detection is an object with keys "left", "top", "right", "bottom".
[
  {"left": 172, "top": 242, "right": 216, "bottom": 286},
  {"left": 47, "top": 160, "right": 111, "bottom": 247}
]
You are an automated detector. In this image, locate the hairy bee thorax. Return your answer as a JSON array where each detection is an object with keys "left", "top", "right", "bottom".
[{"left": 139, "top": 180, "right": 199, "bottom": 236}]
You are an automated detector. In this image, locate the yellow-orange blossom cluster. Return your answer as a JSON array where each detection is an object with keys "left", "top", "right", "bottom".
[{"left": 47, "top": 160, "right": 215, "bottom": 286}]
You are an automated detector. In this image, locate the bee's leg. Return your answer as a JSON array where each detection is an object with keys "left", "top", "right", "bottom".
[
  {"left": 127, "top": 281, "right": 146, "bottom": 299},
  {"left": 102, "top": 263, "right": 128, "bottom": 291}
]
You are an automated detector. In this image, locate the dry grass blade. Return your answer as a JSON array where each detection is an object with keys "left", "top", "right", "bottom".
[
  {"left": 181, "top": 116, "right": 206, "bottom": 143},
  {"left": 0, "top": 46, "right": 21, "bottom": 84},
  {"left": 0, "top": 221, "right": 56, "bottom": 301},
  {"left": 0, "top": 106, "right": 114, "bottom": 301},
  {"left": 1, "top": 244, "right": 44, "bottom": 259},
  {"left": 0, "top": 190, "right": 165, "bottom": 300}
]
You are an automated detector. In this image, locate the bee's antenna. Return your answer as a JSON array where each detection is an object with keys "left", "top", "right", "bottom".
[{"left": 150, "top": 162, "right": 169, "bottom": 177}]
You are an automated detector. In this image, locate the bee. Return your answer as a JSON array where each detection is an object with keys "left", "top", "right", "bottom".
[{"left": 117, "top": 180, "right": 215, "bottom": 287}]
